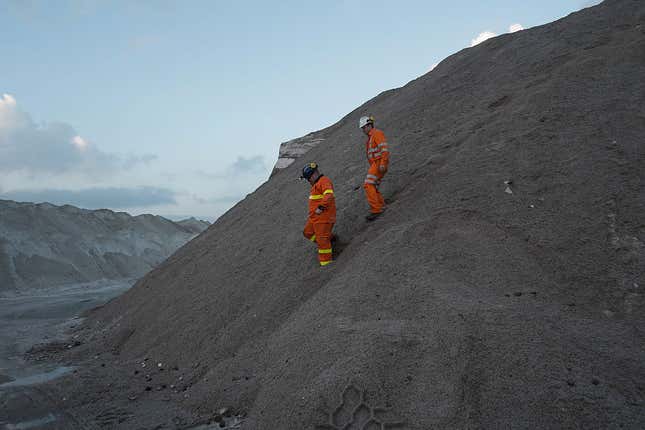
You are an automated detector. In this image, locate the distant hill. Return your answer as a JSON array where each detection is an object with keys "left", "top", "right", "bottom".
[
  {"left": 0, "top": 199, "right": 209, "bottom": 294},
  {"left": 176, "top": 217, "right": 211, "bottom": 235}
]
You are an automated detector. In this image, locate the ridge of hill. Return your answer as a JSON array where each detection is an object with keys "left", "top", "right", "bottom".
[
  {"left": 52, "top": 1, "right": 645, "bottom": 428},
  {"left": 0, "top": 199, "right": 209, "bottom": 294}
]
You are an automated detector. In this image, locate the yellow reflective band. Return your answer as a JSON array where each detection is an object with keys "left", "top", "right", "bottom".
[
  {"left": 320, "top": 261, "right": 332, "bottom": 266},
  {"left": 323, "top": 189, "right": 334, "bottom": 195},
  {"left": 318, "top": 248, "right": 332, "bottom": 254},
  {"left": 309, "top": 195, "right": 323, "bottom": 200},
  {"left": 309, "top": 235, "right": 316, "bottom": 242}
]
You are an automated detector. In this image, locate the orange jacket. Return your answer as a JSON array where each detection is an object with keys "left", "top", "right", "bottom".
[
  {"left": 365, "top": 128, "right": 390, "bottom": 169},
  {"left": 308, "top": 175, "right": 336, "bottom": 223}
]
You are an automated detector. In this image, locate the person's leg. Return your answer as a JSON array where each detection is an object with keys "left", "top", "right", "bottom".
[
  {"left": 363, "top": 164, "right": 384, "bottom": 214},
  {"left": 313, "top": 223, "right": 333, "bottom": 266},
  {"left": 303, "top": 219, "right": 316, "bottom": 242}
]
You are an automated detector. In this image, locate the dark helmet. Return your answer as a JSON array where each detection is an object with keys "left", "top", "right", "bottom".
[{"left": 301, "top": 162, "right": 318, "bottom": 180}]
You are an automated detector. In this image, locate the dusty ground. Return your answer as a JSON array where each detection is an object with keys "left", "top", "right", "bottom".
[
  {"left": 0, "top": 283, "right": 131, "bottom": 429},
  {"left": 15, "top": 0, "right": 645, "bottom": 429}
]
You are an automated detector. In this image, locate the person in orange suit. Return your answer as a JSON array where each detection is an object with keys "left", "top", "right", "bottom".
[
  {"left": 359, "top": 115, "right": 389, "bottom": 221},
  {"left": 301, "top": 162, "right": 336, "bottom": 267}
]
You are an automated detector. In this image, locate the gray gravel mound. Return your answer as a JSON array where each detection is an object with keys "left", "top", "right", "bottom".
[{"left": 56, "top": 1, "right": 645, "bottom": 428}]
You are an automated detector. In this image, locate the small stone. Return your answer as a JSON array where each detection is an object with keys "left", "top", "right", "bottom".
[
  {"left": 145, "top": 386, "right": 152, "bottom": 391},
  {"left": 218, "top": 407, "right": 229, "bottom": 416},
  {"left": 158, "top": 362, "right": 163, "bottom": 368},
  {"left": 142, "top": 363, "right": 146, "bottom": 368},
  {"left": 513, "top": 292, "right": 522, "bottom": 297},
  {"left": 128, "top": 395, "right": 137, "bottom": 401}
]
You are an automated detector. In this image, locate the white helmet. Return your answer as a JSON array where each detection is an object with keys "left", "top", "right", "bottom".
[{"left": 358, "top": 115, "right": 374, "bottom": 129}]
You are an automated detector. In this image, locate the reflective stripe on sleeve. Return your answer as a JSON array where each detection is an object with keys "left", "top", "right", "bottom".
[
  {"left": 309, "top": 235, "right": 317, "bottom": 242},
  {"left": 366, "top": 174, "right": 379, "bottom": 180},
  {"left": 320, "top": 261, "right": 332, "bottom": 266},
  {"left": 309, "top": 194, "right": 324, "bottom": 200},
  {"left": 318, "top": 248, "right": 332, "bottom": 254},
  {"left": 323, "top": 189, "right": 334, "bottom": 195}
]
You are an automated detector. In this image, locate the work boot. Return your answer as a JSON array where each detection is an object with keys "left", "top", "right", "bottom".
[{"left": 365, "top": 212, "right": 383, "bottom": 221}]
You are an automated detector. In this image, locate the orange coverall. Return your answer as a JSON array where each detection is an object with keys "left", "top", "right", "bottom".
[
  {"left": 364, "top": 128, "right": 390, "bottom": 214},
  {"left": 303, "top": 175, "right": 336, "bottom": 266}
]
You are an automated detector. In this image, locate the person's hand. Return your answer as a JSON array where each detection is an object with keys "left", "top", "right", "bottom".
[
  {"left": 315, "top": 207, "right": 323, "bottom": 215},
  {"left": 378, "top": 164, "right": 387, "bottom": 173}
]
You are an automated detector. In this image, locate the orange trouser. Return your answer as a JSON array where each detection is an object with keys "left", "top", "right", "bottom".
[
  {"left": 303, "top": 221, "right": 334, "bottom": 266},
  {"left": 363, "top": 162, "right": 386, "bottom": 214}
]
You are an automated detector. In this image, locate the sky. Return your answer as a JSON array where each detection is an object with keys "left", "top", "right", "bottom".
[{"left": 0, "top": 0, "right": 602, "bottom": 221}]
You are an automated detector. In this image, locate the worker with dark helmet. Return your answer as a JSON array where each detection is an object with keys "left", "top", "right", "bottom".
[{"left": 301, "top": 162, "right": 336, "bottom": 267}]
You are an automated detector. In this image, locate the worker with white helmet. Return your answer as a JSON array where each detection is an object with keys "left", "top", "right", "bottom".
[{"left": 358, "top": 115, "right": 389, "bottom": 220}]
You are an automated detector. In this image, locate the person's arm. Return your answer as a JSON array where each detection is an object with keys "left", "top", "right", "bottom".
[
  {"left": 375, "top": 131, "right": 389, "bottom": 172},
  {"left": 316, "top": 179, "right": 334, "bottom": 213}
]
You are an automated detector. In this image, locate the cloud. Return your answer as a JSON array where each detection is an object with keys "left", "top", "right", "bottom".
[
  {"left": 229, "top": 155, "right": 266, "bottom": 174},
  {"left": 509, "top": 23, "right": 524, "bottom": 33},
  {"left": 196, "top": 155, "right": 268, "bottom": 180},
  {"left": 0, "top": 186, "right": 177, "bottom": 209},
  {"left": 470, "top": 23, "right": 525, "bottom": 47},
  {"left": 0, "top": 94, "right": 156, "bottom": 177},
  {"left": 471, "top": 31, "right": 497, "bottom": 47}
]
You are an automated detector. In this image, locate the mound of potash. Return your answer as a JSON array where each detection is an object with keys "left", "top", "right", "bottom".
[
  {"left": 63, "top": 1, "right": 645, "bottom": 428},
  {"left": 0, "top": 200, "right": 209, "bottom": 294}
]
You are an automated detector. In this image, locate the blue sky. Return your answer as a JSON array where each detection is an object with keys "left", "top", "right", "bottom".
[{"left": 0, "top": 0, "right": 600, "bottom": 221}]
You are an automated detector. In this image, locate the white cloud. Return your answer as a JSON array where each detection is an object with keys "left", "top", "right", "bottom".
[
  {"left": 72, "top": 135, "right": 89, "bottom": 151},
  {"left": 509, "top": 23, "right": 524, "bottom": 33},
  {"left": 1, "top": 93, "right": 16, "bottom": 106},
  {"left": 0, "top": 94, "right": 156, "bottom": 176},
  {"left": 471, "top": 31, "right": 497, "bottom": 47}
]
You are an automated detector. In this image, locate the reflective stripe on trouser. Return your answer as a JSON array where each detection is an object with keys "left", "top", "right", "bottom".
[
  {"left": 363, "top": 163, "right": 385, "bottom": 214},
  {"left": 303, "top": 220, "right": 334, "bottom": 265}
]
